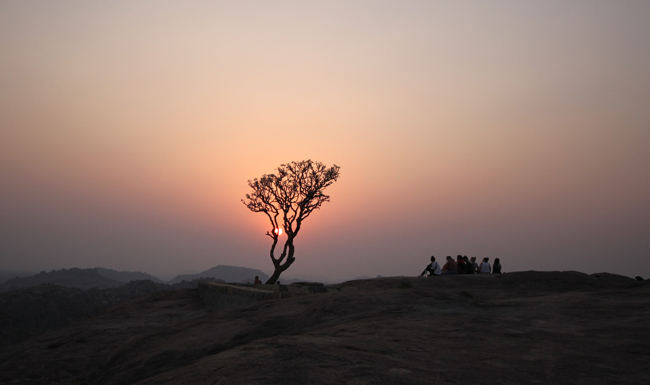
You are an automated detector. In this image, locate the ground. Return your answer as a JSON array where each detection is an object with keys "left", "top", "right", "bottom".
[{"left": 1, "top": 271, "right": 649, "bottom": 384}]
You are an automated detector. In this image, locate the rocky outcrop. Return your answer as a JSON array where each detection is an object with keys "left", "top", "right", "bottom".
[
  {"left": 0, "top": 278, "right": 222, "bottom": 348},
  {"left": 198, "top": 281, "right": 336, "bottom": 311},
  {"left": 198, "top": 282, "right": 279, "bottom": 311},
  {"left": 1, "top": 272, "right": 649, "bottom": 385},
  {"left": 0, "top": 280, "right": 168, "bottom": 347}
]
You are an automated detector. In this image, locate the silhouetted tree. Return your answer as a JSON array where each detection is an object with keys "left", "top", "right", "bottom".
[{"left": 243, "top": 160, "right": 341, "bottom": 284}]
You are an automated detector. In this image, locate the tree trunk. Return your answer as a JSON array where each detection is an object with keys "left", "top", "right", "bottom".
[
  {"left": 265, "top": 234, "right": 296, "bottom": 285},
  {"left": 265, "top": 260, "right": 294, "bottom": 285},
  {"left": 265, "top": 269, "right": 282, "bottom": 285}
]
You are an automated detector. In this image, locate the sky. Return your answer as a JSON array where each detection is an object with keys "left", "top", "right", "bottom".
[{"left": 1, "top": 1, "right": 649, "bottom": 282}]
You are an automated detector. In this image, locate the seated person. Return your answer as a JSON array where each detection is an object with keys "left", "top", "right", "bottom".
[
  {"left": 470, "top": 257, "right": 479, "bottom": 273},
  {"left": 479, "top": 258, "right": 491, "bottom": 274},
  {"left": 441, "top": 256, "right": 458, "bottom": 275},
  {"left": 254, "top": 276, "right": 263, "bottom": 285},
  {"left": 493, "top": 258, "right": 502, "bottom": 274},
  {"left": 420, "top": 256, "right": 441, "bottom": 276},
  {"left": 456, "top": 255, "right": 467, "bottom": 274},
  {"left": 463, "top": 256, "right": 475, "bottom": 274}
]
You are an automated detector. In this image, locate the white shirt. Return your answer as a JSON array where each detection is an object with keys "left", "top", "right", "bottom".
[
  {"left": 480, "top": 262, "right": 491, "bottom": 273},
  {"left": 431, "top": 261, "right": 441, "bottom": 275}
]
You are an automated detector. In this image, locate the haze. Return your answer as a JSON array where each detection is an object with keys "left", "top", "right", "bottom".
[{"left": 1, "top": 1, "right": 649, "bottom": 281}]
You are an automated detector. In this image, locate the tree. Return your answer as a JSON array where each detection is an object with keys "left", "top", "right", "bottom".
[{"left": 243, "top": 160, "right": 341, "bottom": 284}]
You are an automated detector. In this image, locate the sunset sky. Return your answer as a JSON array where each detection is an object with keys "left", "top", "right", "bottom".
[{"left": 2, "top": 1, "right": 649, "bottom": 281}]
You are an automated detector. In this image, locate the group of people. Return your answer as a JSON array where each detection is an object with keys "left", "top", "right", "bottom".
[{"left": 420, "top": 255, "right": 502, "bottom": 276}]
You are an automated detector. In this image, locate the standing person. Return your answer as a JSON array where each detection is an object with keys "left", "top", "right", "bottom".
[
  {"left": 420, "top": 256, "right": 441, "bottom": 277},
  {"left": 493, "top": 258, "right": 502, "bottom": 274},
  {"left": 479, "top": 258, "right": 491, "bottom": 274},
  {"left": 442, "top": 256, "right": 458, "bottom": 275}
]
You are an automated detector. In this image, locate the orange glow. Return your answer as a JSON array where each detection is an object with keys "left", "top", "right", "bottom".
[{"left": 1, "top": 1, "right": 649, "bottom": 281}]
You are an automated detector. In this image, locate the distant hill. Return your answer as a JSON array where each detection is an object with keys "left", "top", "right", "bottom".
[
  {"left": 0, "top": 268, "right": 166, "bottom": 293},
  {"left": 94, "top": 268, "right": 162, "bottom": 283},
  {"left": 0, "top": 268, "right": 121, "bottom": 292},
  {"left": 168, "top": 265, "right": 269, "bottom": 284},
  {"left": 0, "top": 271, "right": 33, "bottom": 285}
]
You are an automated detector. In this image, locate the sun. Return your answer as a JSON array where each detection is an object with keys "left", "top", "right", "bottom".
[{"left": 274, "top": 228, "right": 283, "bottom": 235}]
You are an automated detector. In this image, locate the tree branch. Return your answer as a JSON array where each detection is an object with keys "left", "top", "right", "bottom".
[{"left": 243, "top": 160, "right": 340, "bottom": 284}]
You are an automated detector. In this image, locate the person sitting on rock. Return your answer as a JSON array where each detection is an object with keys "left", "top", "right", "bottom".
[
  {"left": 479, "top": 258, "right": 491, "bottom": 274},
  {"left": 442, "top": 256, "right": 458, "bottom": 275},
  {"left": 254, "top": 276, "right": 262, "bottom": 285},
  {"left": 420, "top": 256, "right": 441, "bottom": 277},
  {"left": 464, "top": 256, "right": 475, "bottom": 274},
  {"left": 492, "top": 258, "right": 502, "bottom": 274},
  {"left": 456, "top": 255, "right": 467, "bottom": 274},
  {"left": 471, "top": 257, "right": 479, "bottom": 273}
]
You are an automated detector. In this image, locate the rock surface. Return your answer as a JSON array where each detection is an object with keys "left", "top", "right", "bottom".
[
  {"left": 0, "top": 278, "right": 225, "bottom": 348},
  {"left": 0, "top": 280, "right": 170, "bottom": 347},
  {"left": 1, "top": 271, "right": 649, "bottom": 385}
]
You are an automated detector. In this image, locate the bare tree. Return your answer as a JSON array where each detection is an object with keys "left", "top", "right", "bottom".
[{"left": 243, "top": 160, "right": 341, "bottom": 284}]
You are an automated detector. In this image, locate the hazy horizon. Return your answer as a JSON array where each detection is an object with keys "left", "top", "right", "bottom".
[
  {"left": 0, "top": 264, "right": 373, "bottom": 284},
  {"left": 2, "top": 1, "right": 649, "bottom": 282}
]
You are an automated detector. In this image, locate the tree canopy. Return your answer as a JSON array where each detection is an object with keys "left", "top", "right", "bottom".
[{"left": 243, "top": 160, "right": 341, "bottom": 284}]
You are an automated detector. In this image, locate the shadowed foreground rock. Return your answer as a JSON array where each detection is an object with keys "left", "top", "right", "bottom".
[
  {"left": 0, "top": 278, "right": 224, "bottom": 348},
  {"left": 1, "top": 271, "right": 649, "bottom": 384}
]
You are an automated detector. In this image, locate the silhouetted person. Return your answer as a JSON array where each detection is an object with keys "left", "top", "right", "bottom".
[
  {"left": 442, "top": 256, "right": 458, "bottom": 275},
  {"left": 254, "top": 276, "right": 262, "bottom": 285},
  {"left": 470, "top": 257, "right": 479, "bottom": 273},
  {"left": 479, "top": 257, "right": 491, "bottom": 274},
  {"left": 421, "top": 256, "right": 441, "bottom": 277},
  {"left": 464, "top": 256, "right": 475, "bottom": 274},
  {"left": 492, "top": 258, "right": 502, "bottom": 274},
  {"left": 455, "top": 255, "right": 464, "bottom": 274}
]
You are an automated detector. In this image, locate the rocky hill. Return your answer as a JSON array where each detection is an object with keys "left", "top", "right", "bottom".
[
  {"left": 168, "top": 264, "right": 269, "bottom": 284},
  {"left": 1, "top": 271, "right": 649, "bottom": 384},
  {"left": 0, "top": 267, "right": 163, "bottom": 292},
  {"left": 94, "top": 267, "right": 163, "bottom": 283},
  {"left": 0, "top": 268, "right": 122, "bottom": 292},
  {"left": 0, "top": 266, "right": 259, "bottom": 293},
  {"left": 0, "top": 270, "right": 33, "bottom": 285}
]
